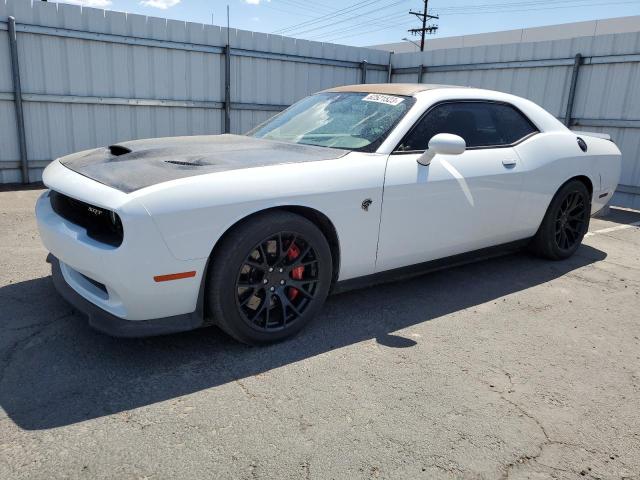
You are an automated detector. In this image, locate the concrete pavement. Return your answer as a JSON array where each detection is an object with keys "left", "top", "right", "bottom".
[{"left": 1, "top": 188, "right": 639, "bottom": 479}]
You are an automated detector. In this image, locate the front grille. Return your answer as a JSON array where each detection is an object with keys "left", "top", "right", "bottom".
[{"left": 50, "top": 191, "right": 124, "bottom": 247}]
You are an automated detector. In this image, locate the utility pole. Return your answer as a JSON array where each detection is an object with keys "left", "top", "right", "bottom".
[{"left": 408, "top": 0, "right": 439, "bottom": 52}]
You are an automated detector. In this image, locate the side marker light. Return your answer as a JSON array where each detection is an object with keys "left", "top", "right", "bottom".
[{"left": 154, "top": 271, "right": 196, "bottom": 282}]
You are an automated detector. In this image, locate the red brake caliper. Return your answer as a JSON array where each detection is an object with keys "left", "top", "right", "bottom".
[{"left": 287, "top": 242, "right": 304, "bottom": 300}]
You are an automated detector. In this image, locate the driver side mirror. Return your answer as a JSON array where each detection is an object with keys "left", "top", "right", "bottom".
[{"left": 417, "top": 133, "right": 466, "bottom": 166}]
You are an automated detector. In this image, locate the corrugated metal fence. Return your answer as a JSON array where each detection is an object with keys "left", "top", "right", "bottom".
[
  {"left": 0, "top": 0, "right": 390, "bottom": 184},
  {"left": 391, "top": 35, "right": 640, "bottom": 209}
]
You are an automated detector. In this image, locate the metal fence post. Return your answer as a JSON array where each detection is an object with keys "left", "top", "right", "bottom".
[
  {"left": 387, "top": 53, "right": 393, "bottom": 83},
  {"left": 361, "top": 60, "right": 368, "bottom": 84},
  {"left": 417, "top": 64, "right": 424, "bottom": 84},
  {"left": 8, "top": 17, "right": 29, "bottom": 184},
  {"left": 564, "top": 53, "right": 583, "bottom": 127},
  {"left": 224, "top": 44, "right": 231, "bottom": 134}
]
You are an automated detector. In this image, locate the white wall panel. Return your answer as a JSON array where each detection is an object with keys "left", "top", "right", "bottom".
[
  {"left": 0, "top": 2, "right": 18, "bottom": 168},
  {"left": 0, "top": 101, "right": 19, "bottom": 162},
  {"left": 0, "top": 30, "right": 12, "bottom": 91}
]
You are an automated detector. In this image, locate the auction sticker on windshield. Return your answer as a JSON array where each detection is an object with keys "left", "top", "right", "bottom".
[{"left": 362, "top": 93, "right": 405, "bottom": 106}]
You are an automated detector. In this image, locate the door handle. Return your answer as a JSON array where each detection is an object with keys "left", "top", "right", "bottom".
[{"left": 502, "top": 158, "right": 517, "bottom": 167}]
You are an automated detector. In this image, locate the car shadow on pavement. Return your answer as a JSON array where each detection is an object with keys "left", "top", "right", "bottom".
[{"left": 0, "top": 245, "right": 606, "bottom": 430}]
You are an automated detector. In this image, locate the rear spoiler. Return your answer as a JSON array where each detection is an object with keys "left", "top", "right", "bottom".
[{"left": 573, "top": 130, "right": 612, "bottom": 141}]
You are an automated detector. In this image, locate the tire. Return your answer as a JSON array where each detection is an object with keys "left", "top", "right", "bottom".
[
  {"left": 206, "top": 211, "right": 333, "bottom": 345},
  {"left": 529, "top": 179, "right": 591, "bottom": 260}
]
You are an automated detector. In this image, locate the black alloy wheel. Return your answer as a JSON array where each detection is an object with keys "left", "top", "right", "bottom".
[
  {"left": 530, "top": 179, "right": 591, "bottom": 260},
  {"left": 235, "top": 232, "right": 320, "bottom": 331},
  {"left": 554, "top": 190, "right": 588, "bottom": 251},
  {"left": 206, "top": 211, "right": 332, "bottom": 345}
]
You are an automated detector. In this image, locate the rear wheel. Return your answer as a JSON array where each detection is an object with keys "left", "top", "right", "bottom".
[
  {"left": 530, "top": 179, "right": 591, "bottom": 260},
  {"left": 206, "top": 211, "right": 332, "bottom": 345}
]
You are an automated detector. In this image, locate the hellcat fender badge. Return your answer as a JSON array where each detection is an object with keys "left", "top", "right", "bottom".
[{"left": 361, "top": 199, "right": 373, "bottom": 211}]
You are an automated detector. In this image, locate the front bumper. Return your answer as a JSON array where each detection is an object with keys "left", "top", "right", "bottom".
[
  {"left": 49, "top": 254, "right": 205, "bottom": 337},
  {"left": 35, "top": 160, "right": 211, "bottom": 335},
  {"left": 36, "top": 187, "right": 206, "bottom": 320}
]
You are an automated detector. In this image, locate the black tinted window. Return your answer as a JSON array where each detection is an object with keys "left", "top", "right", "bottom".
[{"left": 399, "top": 101, "right": 538, "bottom": 151}]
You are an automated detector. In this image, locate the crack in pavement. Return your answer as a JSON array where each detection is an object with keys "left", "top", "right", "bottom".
[
  {"left": 236, "top": 379, "right": 257, "bottom": 399},
  {"left": 476, "top": 370, "right": 573, "bottom": 480},
  {"left": 498, "top": 396, "right": 550, "bottom": 480},
  {"left": 491, "top": 370, "right": 623, "bottom": 479}
]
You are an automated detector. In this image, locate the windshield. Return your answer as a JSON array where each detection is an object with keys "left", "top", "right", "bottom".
[{"left": 247, "top": 92, "right": 415, "bottom": 151}]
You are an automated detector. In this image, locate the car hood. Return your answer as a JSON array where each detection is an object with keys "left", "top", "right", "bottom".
[{"left": 59, "top": 134, "right": 348, "bottom": 193}]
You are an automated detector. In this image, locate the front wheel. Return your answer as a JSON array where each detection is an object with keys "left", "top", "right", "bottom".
[
  {"left": 530, "top": 179, "right": 591, "bottom": 260},
  {"left": 206, "top": 211, "right": 333, "bottom": 345}
]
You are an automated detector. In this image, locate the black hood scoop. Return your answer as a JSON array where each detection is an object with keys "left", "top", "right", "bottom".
[
  {"left": 108, "top": 144, "right": 132, "bottom": 156},
  {"left": 60, "top": 134, "right": 348, "bottom": 193}
]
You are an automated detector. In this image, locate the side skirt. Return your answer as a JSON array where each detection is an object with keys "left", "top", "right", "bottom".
[{"left": 332, "top": 239, "right": 530, "bottom": 294}]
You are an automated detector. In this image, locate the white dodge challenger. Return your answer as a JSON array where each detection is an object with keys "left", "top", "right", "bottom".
[{"left": 36, "top": 84, "right": 621, "bottom": 344}]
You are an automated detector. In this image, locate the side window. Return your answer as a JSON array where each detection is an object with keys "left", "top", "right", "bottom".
[{"left": 398, "top": 101, "right": 538, "bottom": 151}]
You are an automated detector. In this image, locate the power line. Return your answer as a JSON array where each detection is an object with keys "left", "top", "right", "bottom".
[
  {"left": 319, "top": 0, "right": 555, "bottom": 43},
  {"left": 326, "top": 18, "right": 414, "bottom": 42},
  {"left": 270, "top": 0, "right": 639, "bottom": 46},
  {"left": 287, "top": 0, "right": 408, "bottom": 37},
  {"left": 272, "top": 0, "right": 383, "bottom": 34},
  {"left": 274, "top": 0, "right": 333, "bottom": 15},
  {"left": 307, "top": 11, "right": 410, "bottom": 40},
  {"left": 408, "top": 0, "right": 438, "bottom": 51}
]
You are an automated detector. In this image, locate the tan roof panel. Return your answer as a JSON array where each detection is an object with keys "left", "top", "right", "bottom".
[{"left": 323, "top": 83, "right": 462, "bottom": 96}]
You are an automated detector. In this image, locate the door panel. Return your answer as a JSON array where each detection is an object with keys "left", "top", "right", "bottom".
[{"left": 376, "top": 148, "right": 525, "bottom": 273}]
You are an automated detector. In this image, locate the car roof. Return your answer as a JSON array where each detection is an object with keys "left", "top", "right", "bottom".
[
  {"left": 323, "top": 83, "right": 567, "bottom": 135},
  {"left": 323, "top": 83, "right": 464, "bottom": 96}
]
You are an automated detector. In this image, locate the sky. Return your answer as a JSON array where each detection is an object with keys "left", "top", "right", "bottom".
[{"left": 59, "top": 0, "right": 640, "bottom": 47}]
